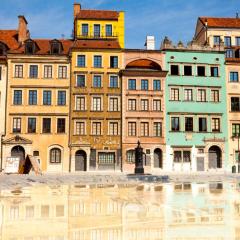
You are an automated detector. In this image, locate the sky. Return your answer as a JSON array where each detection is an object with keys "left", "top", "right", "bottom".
[{"left": 0, "top": 0, "right": 239, "bottom": 49}]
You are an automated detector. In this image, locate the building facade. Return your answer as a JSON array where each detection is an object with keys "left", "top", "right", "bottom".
[
  {"left": 194, "top": 16, "right": 240, "bottom": 170},
  {"left": 69, "top": 5, "right": 124, "bottom": 172},
  {"left": 1, "top": 16, "right": 72, "bottom": 173},
  {"left": 121, "top": 50, "right": 167, "bottom": 173},
  {"left": 162, "top": 38, "right": 228, "bottom": 172}
]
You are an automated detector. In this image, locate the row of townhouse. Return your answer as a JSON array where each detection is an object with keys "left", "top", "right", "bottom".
[{"left": 0, "top": 3, "right": 239, "bottom": 173}]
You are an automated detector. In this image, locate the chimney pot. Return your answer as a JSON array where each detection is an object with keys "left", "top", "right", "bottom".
[{"left": 74, "top": 3, "right": 81, "bottom": 19}]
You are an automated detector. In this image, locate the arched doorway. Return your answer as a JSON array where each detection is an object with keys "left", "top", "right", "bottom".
[
  {"left": 154, "top": 148, "right": 162, "bottom": 168},
  {"left": 11, "top": 145, "right": 25, "bottom": 161},
  {"left": 208, "top": 146, "right": 222, "bottom": 169},
  {"left": 75, "top": 150, "right": 87, "bottom": 171}
]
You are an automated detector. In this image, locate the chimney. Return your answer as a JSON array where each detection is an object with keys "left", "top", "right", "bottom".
[
  {"left": 145, "top": 36, "right": 155, "bottom": 50},
  {"left": 236, "top": 12, "right": 239, "bottom": 19},
  {"left": 74, "top": 3, "right": 81, "bottom": 19},
  {"left": 18, "top": 15, "right": 29, "bottom": 44}
]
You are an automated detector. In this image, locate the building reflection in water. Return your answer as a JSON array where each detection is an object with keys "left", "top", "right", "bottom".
[{"left": 0, "top": 182, "right": 239, "bottom": 240}]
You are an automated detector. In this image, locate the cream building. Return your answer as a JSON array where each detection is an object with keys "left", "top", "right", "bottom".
[{"left": 194, "top": 16, "right": 240, "bottom": 169}]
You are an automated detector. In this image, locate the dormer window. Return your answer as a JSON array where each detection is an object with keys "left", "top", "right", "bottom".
[
  {"left": 25, "top": 39, "right": 36, "bottom": 54},
  {"left": 50, "top": 40, "right": 62, "bottom": 55},
  {"left": 0, "top": 42, "right": 8, "bottom": 55}
]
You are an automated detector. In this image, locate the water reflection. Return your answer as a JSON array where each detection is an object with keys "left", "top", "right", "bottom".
[{"left": 0, "top": 182, "right": 239, "bottom": 239}]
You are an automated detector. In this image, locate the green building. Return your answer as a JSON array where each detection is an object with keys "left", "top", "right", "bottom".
[{"left": 161, "top": 38, "right": 229, "bottom": 172}]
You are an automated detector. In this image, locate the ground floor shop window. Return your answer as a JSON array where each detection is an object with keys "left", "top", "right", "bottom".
[
  {"left": 173, "top": 150, "right": 191, "bottom": 162},
  {"left": 98, "top": 152, "right": 115, "bottom": 165}
]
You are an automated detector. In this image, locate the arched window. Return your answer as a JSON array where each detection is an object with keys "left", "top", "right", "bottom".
[
  {"left": 126, "top": 150, "right": 135, "bottom": 163},
  {"left": 50, "top": 148, "right": 61, "bottom": 163}
]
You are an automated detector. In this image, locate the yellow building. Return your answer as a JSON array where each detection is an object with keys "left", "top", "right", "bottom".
[
  {"left": 1, "top": 16, "right": 72, "bottom": 173},
  {"left": 194, "top": 17, "right": 240, "bottom": 168},
  {"left": 69, "top": 4, "right": 124, "bottom": 172}
]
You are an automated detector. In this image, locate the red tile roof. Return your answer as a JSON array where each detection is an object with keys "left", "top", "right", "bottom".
[
  {"left": 72, "top": 39, "right": 121, "bottom": 49},
  {"left": 199, "top": 17, "right": 240, "bottom": 28},
  {"left": 0, "top": 30, "right": 20, "bottom": 49},
  {"left": 9, "top": 39, "right": 73, "bottom": 55},
  {"left": 76, "top": 10, "right": 119, "bottom": 20}
]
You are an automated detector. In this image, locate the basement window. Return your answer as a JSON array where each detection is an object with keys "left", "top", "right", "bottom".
[
  {"left": 170, "top": 65, "right": 179, "bottom": 75},
  {"left": 197, "top": 66, "right": 205, "bottom": 76},
  {"left": 184, "top": 65, "right": 192, "bottom": 76}
]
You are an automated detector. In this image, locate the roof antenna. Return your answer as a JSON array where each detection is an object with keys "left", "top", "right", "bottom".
[{"left": 236, "top": 12, "right": 239, "bottom": 19}]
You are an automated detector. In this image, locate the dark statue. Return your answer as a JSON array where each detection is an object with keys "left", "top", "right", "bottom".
[{"left": 134, "top": 141, "right": 144, "bottom": 174}]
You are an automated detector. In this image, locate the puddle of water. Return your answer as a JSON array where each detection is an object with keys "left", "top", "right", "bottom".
[{"left": 0, "top": 181, "right": 240, "bottom": 239}]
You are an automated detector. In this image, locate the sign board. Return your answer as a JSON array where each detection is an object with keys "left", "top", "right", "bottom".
[
  {"left": 28, "top": 155, "right": 42, "bottom": 175},
  {"left": 5, "top": 157, "right": 20, "bottom": 174}
]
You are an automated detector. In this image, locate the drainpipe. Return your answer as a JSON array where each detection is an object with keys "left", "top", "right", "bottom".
[{"left": 204, "top": 19, "right": 208, "bottom": 45}]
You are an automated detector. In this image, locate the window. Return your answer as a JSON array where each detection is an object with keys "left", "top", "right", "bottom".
[
  {"left": 170, "top": 88, "right": 179, "bottom": 101},
  {"left": 183, "top": 151, "right": 191, "bottom": 162},
  {"left": 43, "top": 91, "right": 51, "bottom": 105},
  {"left": 174, "top": 150, "right": 191, "bottom": 162},
  {"left": 51, "top": 42, "right": 61, "bottom": 54},
  {"left": 153, "top": 80, "right": 161, "bottom": 90},
  {"left": 232, "top": 124, "right": 240, "bottom": 137},
  {"left": 197, "top": 66, "right": 205, "bottom": 76},
  {"left": 109, "top": 122, "right": 118, "bottom": 135},
  {"left": 29, "top": 65, "right": 38, "bottom": 78},
  {"left": 50, "top": 148, "right": 61, "bottom": 163},
  {"left": 109, "top": 76, "right": 118, "bottom": 88},
  {"left": 224, "top": 36, "right": 231, "bottom": 47},
  {"left": 185, "top": 117, "right": 193, "bottom": 132},
  {"left": 127, "top": 150, "right": 135, "bottom": 163},
  {"left": 98, "top": 153, "right": 115, "bottom": 165},
  {"left": 13, "top": 118, "right": 21, "bottom": 133},
  {"left": 184, "top": 89, "right": 193, "bottom": 101},
  {"left": 109, "top": 97, "right": 119, "bottom": 111},
  {"left": 197, "top": 89, "right": 206, "bottom": 102},
  {"left": 211, "top": 90, "right": 219, "bottom": 102},
  {"left": 76, "top": 96, "right": 85, "bottom": 111},
  {"left": 153, "top": 122, "right": 162, "bottom": 136},
  {"left": 82, "top": 24, "right": 88, "bottom": 36},
  {"left": 235, "top": 151, "right": 240, "bottom": 162},
  {"left": 29, "top": 90, "right": 37, "bottom": 105},
  {"left": 57, "top": 118, "right": 65, "bottom": 133},
  {"left": 56, "top": 205, "right": 64, "bottom": 217},
  {"left": 93, "top": 75, "right": 102, "bottom": 87},
  {"left": 13, "top": 90, "right": 22, "bottom": 105},
  {"left": 25, "top": 41, "right": 35, "bottom": 54},
  {"left": 174, "top": 151, "right": 182, "bottom": 162},
  {"left": 76, "top": 75, "right": 85, "bottom": 87},
  {"left": 141, "top": 79, "right": 148, "bottom": 90},
  {"left": 26, "top": 206, "right": 34, "bottom": 219},
  {"left": 77, "top": 55, "right": 85, "bottom": 67},
  {"left": 92, "top": 122, "right": 101, "bottom": 135},
  {"left": 41, "top": 205, "right": 49, "bottom": 218},
  {"left": 153, "top": 99, "right": 161, "bottom": 111},
  {"left": 213, "top": 36, "right": 221, "bottom": 45},
  {"left": 58, "top": 91, "right": 66, "bottom": 106},
  {"left": 92, "top": 97, "right": 101, "bottom": 111},
  {"left": 236, "top": 37, "right": 240, "bottom": 46},
  {"left": 231, "top": 97, "right": 240, "bottom": 111},
  {"left": 199, "top": 117, "right": 207, "bottom": 132},
  {"left": 94, "top": 24, "right": 100, "bottom": 37},
  {"left": 110, "top": 56, "right": 118, "bottom": 68},
  {"left": 75, "top": 121, "right": 85, "bottom": 135},
  {"left": 15, "top": 65, "right": 23, "bottom": 78},
  {"left": 226, "top": 49, "right": 234, "bottom": 58},
  {"left": 42, "top": 118, "right": 51, "bottom": 133},
  {"left": 93, "top": 56, "right": 102, "bottom": 68},
  {"left": 44, "top": 65, "right": 52, "bottom": 78},
  {"left": 28, "top": 118, "right": 36, "bottom": 133},
  {"left": 58, "top": 66, "right": 67, "bottom": 79},
  {"left": 141, "top": 122, "right": 149, "bottom": 136},
  {"left": 170, "top": 65, "right": 179, "bottom": 75},
  {"left": 210, "top": 67, "right": 219, "bottom": 77},
  {"left": 106, "top": 24, "right": 112, "bottom": 37},
  {"left": 171, "top": 117, "right": 180, "bottom": 131},
  {"left": 212, "top": 118, "right": 220, "bottom": 132},
  {"left": 128, "top": 79, "right": 136, "bottom": 90},
  {"left": 230, "top": 72, "right": 239, "bottom": 82},
  {"left": 141, "top": 99, "right": 149, "bottom": 111},
  {"left": 128, "top": 99, "right": 136, "bottom": 111},
  {"left": 128, "top": 122, "right": 136, "bottom": 136},
  {"left": 184, "top": 66, "right": 192, "bottom": 76}
]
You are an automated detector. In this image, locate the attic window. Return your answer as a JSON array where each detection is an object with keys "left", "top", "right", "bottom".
[
  {"left": 25, "top": 41, "right": 35, "bottom": 54},
  {"left": 0, "top": 42, "right": 8, "bottom": 55},
  {"left": 51, "top": 42, "right": 61, "bottom": 54}
]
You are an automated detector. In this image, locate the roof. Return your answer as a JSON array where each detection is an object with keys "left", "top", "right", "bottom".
[
  {"left": 199, "top": 17, "right": 240, "bottom": 28},
  {"left": 9, "top": 39, "right": 73, "bottom": 55},
  {"left": 0, "top": 30, "right": 20, "bottom": 49},
  {"left": 76, "top": 9, "right": 119, "bottom": 20},
  {"left": 72, "top": 39, "right": 121, "bottom": 50}
]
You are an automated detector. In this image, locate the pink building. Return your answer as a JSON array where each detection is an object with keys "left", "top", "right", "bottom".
[{"left": 121, "top": 50, "right": 167, "bottom": 173}]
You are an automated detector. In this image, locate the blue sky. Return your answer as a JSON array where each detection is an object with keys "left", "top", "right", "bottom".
[{"left": 0, "top": 0, "right": 239, "bottom": 48}]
